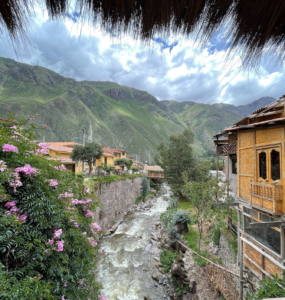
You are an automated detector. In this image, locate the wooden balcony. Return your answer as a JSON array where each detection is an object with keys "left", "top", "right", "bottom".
[
  {"left": 147, "top": 172, "right": 164, "bottom": 179},
  {"left": 250, "top": 180, "right": 283, "bottom": 214},
  {"left": 217, "top": 140, "right": 237, "bottom": 156}
]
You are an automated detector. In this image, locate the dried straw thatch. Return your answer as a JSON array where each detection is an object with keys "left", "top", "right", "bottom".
[{"left": 1, "top": 0, "right": 285, "bottom": 67}]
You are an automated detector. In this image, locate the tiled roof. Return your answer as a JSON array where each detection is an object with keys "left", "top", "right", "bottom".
[
  {"left": 46, "top": 142, "right": 79, "bottom": 147},
  {"left": 47, "top": 145, "right": 73, "bottom": 153}
]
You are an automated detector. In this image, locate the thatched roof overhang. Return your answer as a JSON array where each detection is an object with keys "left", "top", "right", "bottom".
[{"left": 2, "top": 1, "right": 285, "bottom": 67}]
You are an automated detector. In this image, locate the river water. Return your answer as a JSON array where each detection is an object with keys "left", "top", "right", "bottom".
[{"left": 97, "top": 185, "right": 170, "bottom": 300}]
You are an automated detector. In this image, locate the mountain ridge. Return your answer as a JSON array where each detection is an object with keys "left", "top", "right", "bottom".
[{"left": 0, "top": 57, "right": 275, "bottom": 161}]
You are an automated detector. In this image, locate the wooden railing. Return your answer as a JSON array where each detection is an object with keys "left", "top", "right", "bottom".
[
  {"left": 217, "top": 140, "right": 237, "bottom": 156},
  {"left": 250, "top": 180, "right": 283, "bottom": 214},
  {"left": 147, "top": 172, "right": 164, "bottom": 179}
]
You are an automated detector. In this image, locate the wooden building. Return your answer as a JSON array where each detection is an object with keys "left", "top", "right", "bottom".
[
  {"left": 144, "top": 165, "right": 164, "bottom": 179},
  {"left": 214, "top": 95, "right": 285, "bottom": 289}
]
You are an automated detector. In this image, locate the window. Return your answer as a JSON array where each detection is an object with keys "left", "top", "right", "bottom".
[
  {"left": 243, "top": 207, "right": 258, "bottom": 219},
  {"left": 271, "top": 150, "right": 280, "bottom": 181},
  {"left": 85, "top": 162, "right": 88, "bottom": 166},
  {"left": 114, "top": 153, "right": 118, "bottom": 157},
  {"left": 232, "top": 157, "right": 237, "bottom": 174},
  {"left": 259, "top": 151, "right": 267, "bottom": 179},
  {"left": 104, "top": 157, "right": 107, "bottom": 164},
  {"left": 244, "top": 215, "right": 281, "bottom": 255}
]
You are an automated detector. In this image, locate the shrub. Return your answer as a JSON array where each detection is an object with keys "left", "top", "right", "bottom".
[
  {"left": 160, "top": 249, "right": 179, "bottom": 273},
  {"left": 160, "top": 208, "right": 176, "bottom": 229},
  {"left": 169, "top": 197, "right": 178, "bottom": 209},
  {"left": 167, "top": 227, "right": 181, "bottom": 245},
  {"left": 0, "top": 117, "right": 101, "bottom": 300},
  {"left": 211, "top": 222, "right": 221, "bottom": 245},
  {"left": 246, "top": 273, "right": 285, "bottom": 299},
  {"left": 141, "top": 175, "right": 149, "bottom": 200},
  {"left": 172, "top": 211, "right": 191, "bottom": 225}
]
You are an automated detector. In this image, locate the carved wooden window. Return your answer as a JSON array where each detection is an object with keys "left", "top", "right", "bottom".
[
  {"left": 271, "top": 149, "right": 280, "bottom": 181},
  {"left": 259, "top": 151, "right": 267, "bottom": 179}
]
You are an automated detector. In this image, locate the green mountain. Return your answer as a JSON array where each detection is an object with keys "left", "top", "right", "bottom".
[{"left": 0, "top": 57, "right": 272, "bottom": 161}]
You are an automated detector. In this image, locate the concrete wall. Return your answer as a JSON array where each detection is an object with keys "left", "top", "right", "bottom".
[{"left": 94, "top": 177, "right": 141, "bottom": 230}]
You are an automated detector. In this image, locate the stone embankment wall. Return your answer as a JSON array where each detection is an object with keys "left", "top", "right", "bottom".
[
  {"left": 218, "top": 232, "right": 259, "bottom": 297},
  {"left": 94, "top": 177, "right": 141, "bottom": 231}
]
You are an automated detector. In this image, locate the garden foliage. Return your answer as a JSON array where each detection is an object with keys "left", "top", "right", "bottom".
[
  {"left": 0, "top": 117, "right": 101, "bottom": 300},
  {"left": 246, "top": 273, "right": 285, "bottom": 299},
  {"left": 172, "top": 211, "right": 191, "bottom": 226},
  {"left": 141, "top": 175, "right": 149, "bottom": 200}
]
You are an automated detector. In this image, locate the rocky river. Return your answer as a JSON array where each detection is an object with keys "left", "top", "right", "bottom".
[{"left": 96, "top": 185, "right": 172, "bottom": 300}]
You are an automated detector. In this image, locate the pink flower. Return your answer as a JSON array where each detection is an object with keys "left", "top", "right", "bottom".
[
  {"left": 11, "top": 125, "right": 17, "bottom": 129},
  {"left": 5, "top": 211, "right": 11, "bottom": 215},
  {"left": 60, "top": 165, "right": 66, "bottom": 170},
  {"left": 74, "top": 222, "right": 79, "bottom": 228},
  {"left": 87, "top": 237, "right": 97, "bottom": 247},
  {"left": 17, "top": 214, "right": 27, "bottom": 221},
  {"left": 54, "top": 166, "right": 59, "bottom": 170},
  {"left": 10, "top": 206, "right": 20, "bottom": 212},
  {"left": 90, "top": 223, "right": 101, "bottom": 234},
  {"left": 64, "top": 282, "right": 67, "bottom": 287},
  {"left": 54, "top": 229, "right": 62, "bottom": 238},
  {"left": 2, "top": 144, "right": 18, "bottom": 153},
  {"left": 85, "top": 210, "right": 93, "bottom": 217},
  {"left": 15, "top": 164, "right": 38, "bottom": 176},
  {"left": 0, "top": 160, "right": 7, "bottom": 172},
  {"left": 85, "top": 188, "right": 90, "bottom": 194},
  {"left": 49, "top": 179, "right": 58, "bottom": 188},
  {"left": 66, "top": 207, "right": 71, "bottom": 210},
  {"left": 57, "top": 240, "right": 64, "bottom": 252},
  {"left": 100, "top": 295, "right": 107, "bottom": 300},
  {"left": 82, "top": 232, "right": 86, "bottom": 235},
  {"left": 47, "top": 239, "right": 54, "bottom": 244},
  {"left": 5, "top": 201, "right": 16, "bottom": 208}
]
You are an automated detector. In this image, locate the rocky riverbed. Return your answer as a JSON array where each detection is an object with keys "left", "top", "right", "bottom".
[{"left": 96, "top": 185, "right": 174, "bottom": 300}]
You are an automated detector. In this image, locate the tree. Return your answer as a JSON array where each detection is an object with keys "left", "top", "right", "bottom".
[
  {"left": 100, "top": 163, "right": 115, "bottom": 175},
  {"left": 70, "top": 142, "right": 103, "bottom": 175},
  {"left": 114, "top": 158, "right": 133, "bottom": 173},
  {"left": 141, "top": 175, "right": 149, "bottom": 201},
  {"left": 131, "top": 166, "right": 140, "bottom": 173},
  {"left": 155, "top": 128, "right": 198, "bottom": 195},
  {"left": 182, "top": 180, "right": 214, "bottom": 252},
  {"left": 125, "top": 159, "right": 133, "bottom": 172}
]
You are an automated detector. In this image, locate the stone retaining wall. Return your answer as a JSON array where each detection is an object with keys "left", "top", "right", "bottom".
[
  {"left": 94, "top": 177, "right": 141, "bottom": 231},
  {"left": 218, "top": 232, "right": 259, "bottom": 298}
]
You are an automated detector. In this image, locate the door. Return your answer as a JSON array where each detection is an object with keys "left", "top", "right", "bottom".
[{"left": 257, "top": 147, "right": 281, "bottom": 184}]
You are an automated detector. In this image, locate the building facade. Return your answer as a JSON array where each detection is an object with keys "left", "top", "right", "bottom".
[
  {"left": 46, "top": 143, "right": 128, "bottom": 174},
  {"left": 214, "top": 95, "right": 285, "bottom": 283}
]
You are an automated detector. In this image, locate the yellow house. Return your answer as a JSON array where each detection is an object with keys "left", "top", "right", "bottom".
[
  {"left": 46, "top": 143, "right": 127, "bottom": 174},
  {"left": 46, "top": 142, "right": 82, "bottom": 173}
]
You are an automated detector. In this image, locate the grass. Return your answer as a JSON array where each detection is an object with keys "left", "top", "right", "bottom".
[
  {"left": 135, "top": 195, "right": 144, "bottom": 204},
  {"left": 91, "top": 174, "right": 142, "bottom": 184},
  {"left": 148, "top": 191, "right": 155, "bottom": 195},
  {"left": 177, "top": 198, "right": 194, "bottom": 212}
]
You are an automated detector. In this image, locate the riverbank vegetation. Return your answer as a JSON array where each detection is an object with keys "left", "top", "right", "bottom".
[
  {"left": 0, "top": 117, "right": 101, "bottom": 300},
  {"left": 90, "top": 173, "right": 142, "bottom": 185}
]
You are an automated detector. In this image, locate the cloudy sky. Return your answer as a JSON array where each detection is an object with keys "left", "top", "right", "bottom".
[{"left": 1, "top": 5, "right": 285, "bottom": 105}]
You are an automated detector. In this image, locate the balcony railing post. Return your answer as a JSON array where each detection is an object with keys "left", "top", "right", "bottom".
[
  {"left": 273, "top": 183, "right": 276, "bottom": 213},
  {"left": 250, "top": 180, "right": 252, "bottom": 204}
]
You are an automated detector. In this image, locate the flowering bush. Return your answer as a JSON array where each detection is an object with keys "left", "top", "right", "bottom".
[{"left": 0, "top": 117, "right": 102, "bottom": 300}]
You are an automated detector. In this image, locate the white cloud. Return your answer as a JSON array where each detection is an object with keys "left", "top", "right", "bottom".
[{"left": 1, "top": 9, "right": 284, "bottom": 106}]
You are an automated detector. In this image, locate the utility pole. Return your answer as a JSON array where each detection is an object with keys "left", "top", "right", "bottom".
[
  {"left": 82, "top": 127, "right": 86, "bottom": 172},
  {"left": 82, "top": 127, "right": 86, "bottom": 146}
]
